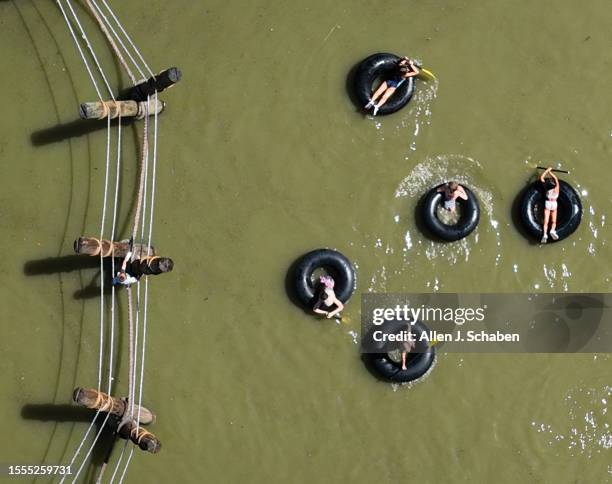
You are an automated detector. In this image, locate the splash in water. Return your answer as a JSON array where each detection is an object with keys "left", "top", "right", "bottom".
[
  {"left": 394, "top": 154, "right": 501, "bottom": 268},
  {"left": 367, "top": 77, "right": 439, "bottom": 156},
  {"left": 531, "top": 384, "right": 612, "bottom": 457}
]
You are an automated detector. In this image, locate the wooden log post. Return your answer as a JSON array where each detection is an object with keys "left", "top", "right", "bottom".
[
  {"left": 130, "top": 257, "right": 174, "bottom": 277},
  {"left": 129, "top": 67, "right": 182, "bottom": 102},
  {"left": 79, "top": 98, "right": 165, "bottom": 120},
  {"left": 73, "top": 388, "right": 155, "bottom": 425},
  {"left": 74, "top": 237, "right": 155, "bottom": 259},
  {"left": 117, "top": 420, "right": 161, "bottom": 454}
]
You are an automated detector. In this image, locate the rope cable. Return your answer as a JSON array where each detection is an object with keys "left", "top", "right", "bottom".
[
  {"left": 108, "top": 439, "right": 129, "bottom": 484},
  {"left": 62, "top": 116, "right": 123, "bottom": 483},
  {"left": 131, "top": 96, "right": 151, "bottom": 416},
  {"left": 97, "top": 113, "right": 112, "bottom": 391},
  {"left": 90, "top": 0, "right": 147, "bottom": 81},
  {"left": 131, "top": 97, "right": 150, "bottom": 241},
  {"left": 56, "top": 2, "right": 120, "bottom": 473},
  {"left": 107, "top": 114, "right": 122, "bottom": 395},
  {"left": 69, "top": 411, "right": 112, "bottom": 483},
  {"left": 55, "top": 0, "right": 103, "bottom": 101},
  {"left": 99, "top": 0, "right": 155, "bottom": 78},
  {"left": 62, "top": 0, "right": 115, "bottom": 99},
  {"left": 84, "top": 0, "right": 139, "bottom": 85},
  {"left": 147, "top": 91, "right": 159, "bottom": 252}
]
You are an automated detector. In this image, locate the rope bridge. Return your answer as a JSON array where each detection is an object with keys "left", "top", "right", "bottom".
[{"left": 50, "top": 1, "right": 181, "bottom": 482}]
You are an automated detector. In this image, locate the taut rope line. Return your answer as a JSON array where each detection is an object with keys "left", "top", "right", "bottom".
[
  {"left": 55, "top": 0, "right": 103, "bottom": 101},
  {"left": 131, "top": 98, "right": 150, "bottom": 242},
  {"left": 61, "top": 0, "right": 115, "bottom": 99},
  {"left": 98, "top": 114, "right": 112, "bottom": 391},
  {"left": 84, "top": 0, "right": 139, "bottom": 85},
  {"left": 99, "top": 0, "right": 155, "bottom": 78},
  {"left": 55, "top": 0, "right": 118, "bottom": 478}
]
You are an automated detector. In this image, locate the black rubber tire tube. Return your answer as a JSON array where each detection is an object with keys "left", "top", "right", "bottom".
[
  {"left": 353, "top": 53, "right": 415, "bottom": 115},
  {"left": 293, "top": 249, "right": 356, "bottom": 308},
  {"left": 519, "top": 180, "right": 582, "bottom": 242},
  {"left": 422, "top": 184, "right": 480, "bottom": 241},
  {"left": 367, "top": 320, "right": 436, "bottom": 383}
]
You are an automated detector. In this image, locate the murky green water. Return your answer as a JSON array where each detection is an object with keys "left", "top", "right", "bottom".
[{"left": 1, "top": 0, "right": 611, "bottom": 482}]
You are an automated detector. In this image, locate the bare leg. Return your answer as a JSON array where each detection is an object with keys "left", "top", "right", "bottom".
[
  {"left": 541, "top": 208, "right": 550, "bottom": 243},
  {"left": 370, "top": 81, "right": 389, "bottom": 104},
  {"left": 542, "top": 209, "right": 550, "bottom": 234},
  {"left": 550, "top": 210, "right": 558, "bottom": 239},
  {"left": 401, "top": 351, "right": 407, "bottom": 370},
  {"left": 376, "top": 87, "right": 397, "bottom": 109}
]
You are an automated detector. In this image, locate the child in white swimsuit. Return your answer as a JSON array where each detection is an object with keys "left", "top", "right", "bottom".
[{"left": 540, "top": 168, "right": 560, "bottom": 243}]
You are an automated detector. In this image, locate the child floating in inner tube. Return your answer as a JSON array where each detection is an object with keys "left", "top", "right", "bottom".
[
  {"left": 365, "top": 57, "right": 420, "bottom": 116},
  {"left": 437, "top": 181, "right": 468, "bottom": 212},
  {"left": 540, "top": 167, "right": 560, "bottom": 243},
  {"left": 313, "top": 276, "right": 344, "bottom": 319}
]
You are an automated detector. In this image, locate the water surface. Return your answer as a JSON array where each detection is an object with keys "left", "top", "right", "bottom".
[{"left": 1, "top": 0, "right": 611, "bottom": 482}]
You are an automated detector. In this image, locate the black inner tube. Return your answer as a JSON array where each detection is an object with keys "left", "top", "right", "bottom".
[
  {"left": 519, "top": 180, "right": 582, "bottom": 242},
  {"left": 353, "top": 53, "right": 415, "bottom": 115},
  {"left": 292, "top": 249, "right": 356, "bottom": 308},
  {"left": 421, "top": 184, "right": 480, "bottom": 241},
  {"left": 366, "top": 320, "right": 436, "bottom": 383}
]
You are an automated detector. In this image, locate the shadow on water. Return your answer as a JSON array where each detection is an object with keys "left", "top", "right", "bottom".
[
  {"left": 24, "top": 255, "right": 100, "bottom": 275},
  {"left": 23, "top": 255, "right": 118, "bottom": 300},
  {"left": 22, "top": 403, "right": 95, "bottom": 423},
  {"left": 31, "top": 117, "right": 135, "bottom": 147},
  {"left": 22, "top": 403, "right": 119, "bottom": 482},
  {"left": 73, "top": 282, "right": 112, "bottom": 300}
]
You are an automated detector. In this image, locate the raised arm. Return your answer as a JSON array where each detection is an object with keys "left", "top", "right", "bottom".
[
  {"left": 550, "top": 172, "right": 559, "bottom": 188},
  {"left": 405, "top": 62, "right": 420, "bottom": 77},
  {"left": 121, "top": 251, "right": 133, "bottom": 272},
  {"left": 539, "top": 167, "right": 552, "bottom": 183}
]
